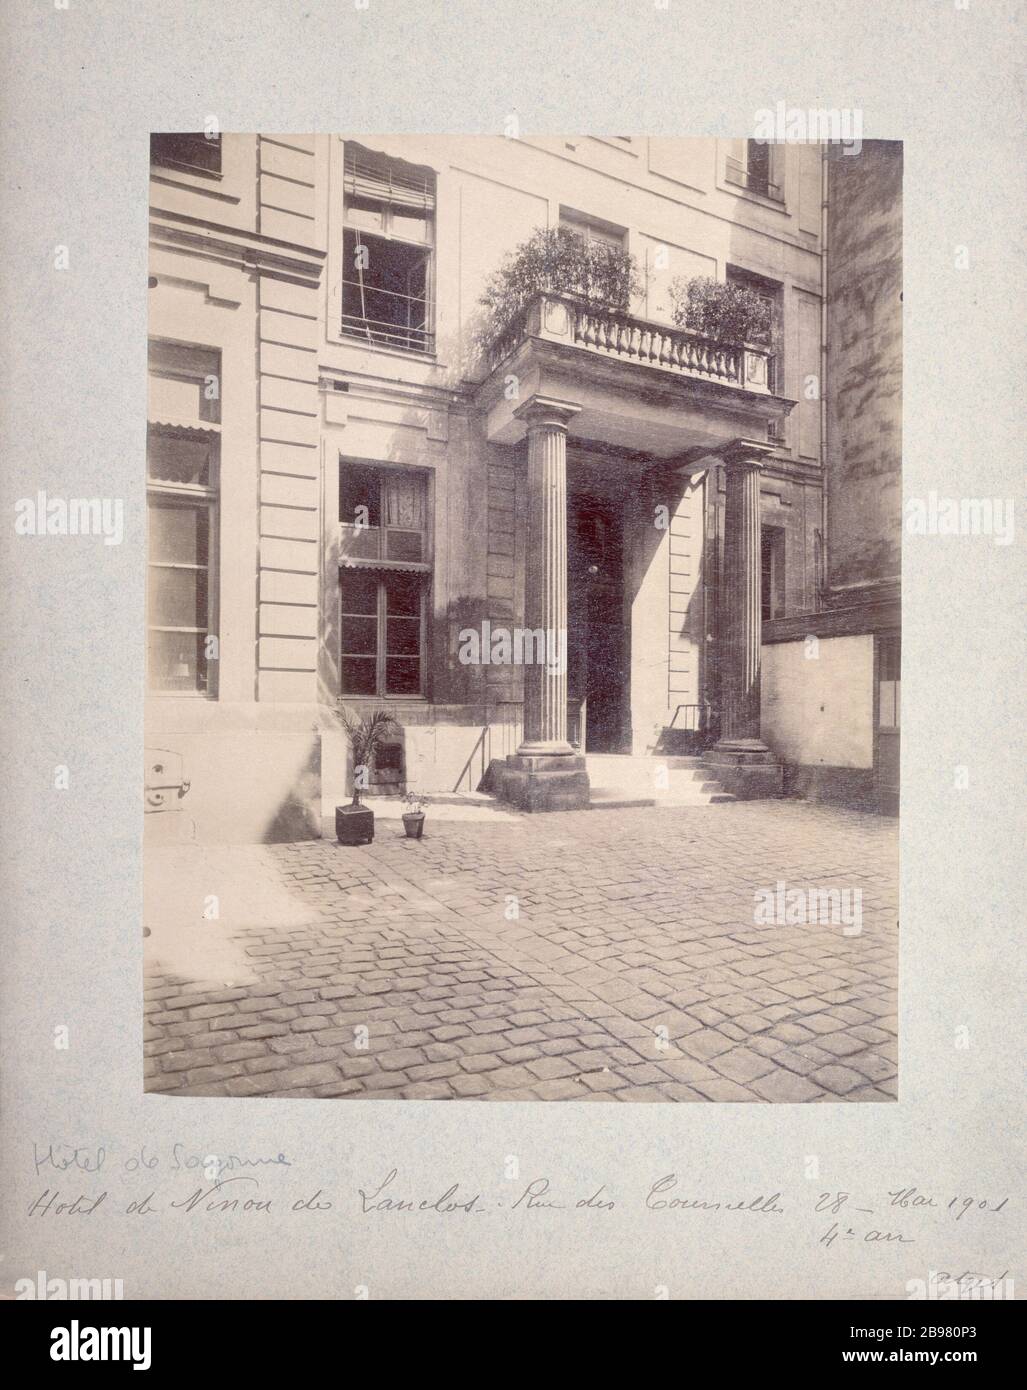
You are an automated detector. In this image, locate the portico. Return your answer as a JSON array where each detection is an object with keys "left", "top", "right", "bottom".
[{"left": 479, "top": 297, "right": 793, "bottom": 809}]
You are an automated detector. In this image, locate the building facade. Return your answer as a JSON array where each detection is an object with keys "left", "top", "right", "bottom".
[{"left": 146, "top": 133, "right": 897, "bottom": 843}]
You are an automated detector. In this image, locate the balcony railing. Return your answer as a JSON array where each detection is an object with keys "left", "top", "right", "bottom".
[{"left": 486, "top": 293, "right": 772, "bottom": 394}]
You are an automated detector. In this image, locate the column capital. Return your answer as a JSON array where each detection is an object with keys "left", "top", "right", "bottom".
[
  {"left": 718, "top": 437, "right": 777, "bottom": 470},
  {"left": 513, "top": 394, "right": 582, "bottom": 433}
]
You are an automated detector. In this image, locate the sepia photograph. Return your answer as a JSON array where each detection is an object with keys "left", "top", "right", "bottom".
[
  {"left": 4, "top": 0, "right": 1024, "bottom": 1331},
  {"left": 144, "top": 131, "right": 901, "bottom": 1105}
]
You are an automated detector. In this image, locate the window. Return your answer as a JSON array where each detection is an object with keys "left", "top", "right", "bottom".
[
  {"left": 878, "top": 633, "right": 901, "bottom": 730},
  {"left": 559, "top": 208, "right": 627, "bottom": 250},
  {"left": 760, "top": 525, "right": 786, "bottom": 621},
  {"left": 147, "top": 343, "right": 220, "bottom": 694},
  {"left": 150, "top": 132, "right": 222, "bottom": 176},
  {"left": 339, "top": 462, "right": 429, "bottom": 697},
  {"left": 728, "top": 266, "right": 783, "bottom": 392},
  {"left": 726, "top": 140, "right": 783, "bottom": 202},
  {"left": 341, "top": 143, "right": 435, "bottom": 352}
]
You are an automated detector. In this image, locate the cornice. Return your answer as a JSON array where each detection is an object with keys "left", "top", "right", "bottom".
[{"left": 149, "top": 209, "right": 326, "bottom": 282}]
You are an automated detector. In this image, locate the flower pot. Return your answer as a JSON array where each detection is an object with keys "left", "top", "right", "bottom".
[
  {"left": 402, "top": 812, "right": 425, "bottom": 840},
  {"left": 336, "top": 802, "right": 374, "bottom": 846}
]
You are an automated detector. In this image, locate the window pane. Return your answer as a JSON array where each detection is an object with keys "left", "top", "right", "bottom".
[
  {"left": 148, "top": 343, "right": 221, "bottom": 424},
  {"left": 149, "top": 566, "right": 207, "bottom": 628},
  {"left": 148, "top": 630, "right": 208, "bottom": 693},
  {"left": 344, "top": 197, "right": 386, "bottom": 234},
  {"left": 341, "top": 615, "right": 378, "bottom": 655},
  {"left": 340, "top": 525, "right": 381, "bottom": 560},
  {"left": 384, "top": 530, "right": 423, "bottom": 562},
  {"left": 341, "top": 656, "right": 377, "bottom": 695},
  {"left": 147, "top": 431, "right": 214, "bottom": 487},
  {"left": 340, "top": 569, "right": 379, "bottom": 615},
  {"left": 149, "top": 500, "right": 209, "bottom": 565},
  {"left": 392, "top": 208, "right": 430, "bottom": 243},
  {"left": 386, "top": 657, "right": 420, "bottom": 695},
  {"left": 385, "top": 572, "right": 421, "bottom": 617},
  {"left": 387, "top": 616, "right": 420, "bottom": 656},
  {"left": 339, "top": 464, "right": 381, "bottom": 526}
]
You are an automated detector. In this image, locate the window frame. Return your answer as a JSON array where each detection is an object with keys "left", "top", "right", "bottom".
[
  {"left": 146, "top": 340, "right": 222, "bottom": 699},
  {"left": 760, "top": 523, "right": 787, "bottom": 622},
  {"left": 338, "top": 460, "right": 431, "bottom": 700},
  {"left": 150, "top": 132, "right": 223, "bottom": 180},
  {"left": 147, "top": 435, "right": 220, "bottom": 698},
  {"left": 340, "top": 143, "right": 437, "bottom": 355},
  {"left": 724, "top": 140, "right": 785, "bottom": 205},
  {"left": 558, "top": 207, "right": 628, "bottom": 250}
]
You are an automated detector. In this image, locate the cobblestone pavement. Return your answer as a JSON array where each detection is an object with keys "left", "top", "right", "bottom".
[{"left": 145, "top": 801, "right": 898, "bottom": 1103}]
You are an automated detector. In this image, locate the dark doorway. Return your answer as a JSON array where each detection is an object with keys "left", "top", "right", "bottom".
[{"left": 568, "top": 493, "right": 626, "bottom": 752}]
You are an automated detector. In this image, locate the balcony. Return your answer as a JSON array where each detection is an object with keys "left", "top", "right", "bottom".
[{"left": 478, "top": 293, "right": 792, "bottom": 458}]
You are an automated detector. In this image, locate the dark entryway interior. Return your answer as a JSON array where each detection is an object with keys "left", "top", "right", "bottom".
[{"left": 568, "top": 492, "right": 627, "bottom": 752}]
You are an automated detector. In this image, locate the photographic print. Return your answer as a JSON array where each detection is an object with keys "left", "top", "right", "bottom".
[{"left": 144, "top": 132, "right": 901, "bottom": 1105}]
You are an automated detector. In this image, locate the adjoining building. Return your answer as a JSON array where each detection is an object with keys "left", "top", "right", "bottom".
[{"left": 145, "top": 134, "right": 900, "bottom": 843}]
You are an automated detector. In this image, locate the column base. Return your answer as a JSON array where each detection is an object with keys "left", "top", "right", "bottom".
[
  {"left": 495, "top": 752, "right": 590, "bottom": 813},
  {"left": 704, "top": 743, "right": 783, "bottom": 800}
]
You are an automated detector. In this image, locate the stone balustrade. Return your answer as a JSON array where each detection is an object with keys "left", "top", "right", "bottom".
[{"left": 486, "top": 293, "right": 772, "bottom": 394}]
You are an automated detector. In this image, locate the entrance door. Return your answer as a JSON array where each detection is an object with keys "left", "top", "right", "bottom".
[{"left": 568, "top": 494, "right": 626, "bottom": 752}]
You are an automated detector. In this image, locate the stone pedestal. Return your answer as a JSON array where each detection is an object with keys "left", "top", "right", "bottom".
[
  {"left": 495, "top": 396, "right": 590, "bottom": 813},
  {"left": 704, "top": 440, "right": 783, "bottom": 799}
]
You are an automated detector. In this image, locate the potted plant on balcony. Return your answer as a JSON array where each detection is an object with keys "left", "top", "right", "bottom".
[
  {"left": 668, "top": 276, "right": 771, "bottom": 346},
  {"left": 475, "top": 225, "right": 640, "bottom": 357},
  {"left": 401, "top": 791, "right": 427, "bottom": 840},
  {"left": 334, "top": 704, "right": 398, "bottom": 846}
]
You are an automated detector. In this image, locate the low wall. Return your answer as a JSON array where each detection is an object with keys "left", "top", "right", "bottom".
[
  {"left": 761, "top": 633, "right": 876, "bottom": 809},
  {"left": 145, "top": 700, "right": 523, "bottom": 845}
]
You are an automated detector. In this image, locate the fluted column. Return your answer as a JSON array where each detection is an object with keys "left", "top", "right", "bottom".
[
  {"left": 515, "top": 396, "right": 579, "bottom": 755},
  {"left": 716, "top": 441, "right": 771, "bottom": 749},
  {"left": 494, "top": 395, "right": 590, "bottom": 812}
]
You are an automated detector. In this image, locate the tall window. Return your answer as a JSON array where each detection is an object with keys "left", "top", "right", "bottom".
[
  {"left": 760, "top": 525, "right": 786, "bottom": 621},
  {"left": 150, "top": 132, "right": 222, "bottom": 176},
  {"left": 147, "top": 343, "right": 220, "bottom": 694},
  {"left": 726, "top": 140, "right": 783, "bottom": 202},
  {"left": 339, "top": 462, "right": 428, "bottom": 697},
  {"left": 341, "top": 143, "right": 435, "bottom": 352},
  {"left": 559, "top": 208, "right": 627, "bottom": 250},
  {"left": 728, "top": 265, "right": 783, "bottom": 393}
]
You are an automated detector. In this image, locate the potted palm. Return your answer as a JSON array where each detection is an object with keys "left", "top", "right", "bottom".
[
  {"left": 401, "top": 791, "right": 427, "bottom": 840},
  {"left": 334, "top": 705, "right": 398, "bottom": 846}
]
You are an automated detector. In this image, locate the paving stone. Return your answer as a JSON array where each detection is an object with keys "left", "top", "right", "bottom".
[
  {"left": 146, "top": 801, "right": 897, "bottom": 1105},
  {"left": 710, "top": 1047, "right": 776, "bottom": 1084},
  {"left": 691, "top": 1078, "right": 759, "bottom": 1102},
  {"left": 808, "top": 1064, "right": 866, "bottom": 1095},
  {"left": 749, "top": 1071, "right": 825, "bottom": 1103}
]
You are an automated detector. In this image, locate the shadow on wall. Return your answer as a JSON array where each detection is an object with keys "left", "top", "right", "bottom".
[{"left": 262, "top": 735, "right": 323, "bottom": 844}]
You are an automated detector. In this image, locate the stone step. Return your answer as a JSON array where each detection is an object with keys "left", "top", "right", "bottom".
[{"left": 584, "top": 754, "right": 735, "bottom": 807}]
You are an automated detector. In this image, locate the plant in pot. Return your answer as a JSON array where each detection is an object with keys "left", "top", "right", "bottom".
[
  {"left": 401, "top": 791, "right": 427, "bottom": 840},
  {"left": 334, "top": 704, "right": 398, "bottom": 846},
  {"left": 668, "top": 275, "right": 772, "bottom": 346},
  {"left": 474, "top": 224, "right": 640, "bottom": 358}
]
